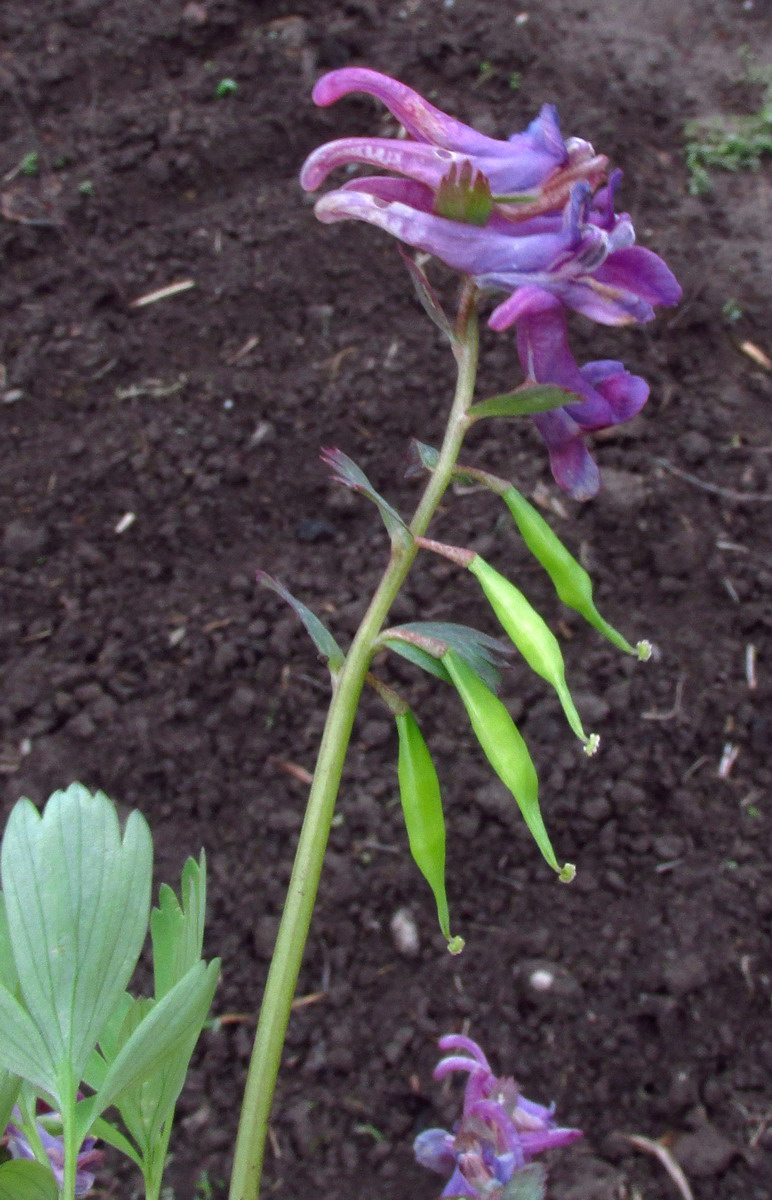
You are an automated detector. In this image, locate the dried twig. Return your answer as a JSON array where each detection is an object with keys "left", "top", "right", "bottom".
[
  {"left": 642, "top": 675, "right": 685, "bottom": 722},
  {"left": 129, "top": 279, "right": 196, "bottom": 307},
  {"left": 656, "top": 458, "right": 772, "bottom": 503},
  {"left": 619, "top": 1133, "right": 695, "bottom": 1200}
]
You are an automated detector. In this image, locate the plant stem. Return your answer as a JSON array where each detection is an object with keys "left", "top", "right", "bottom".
[{"left": 228, "top": 288, "right": 479, "bottom": 1200}]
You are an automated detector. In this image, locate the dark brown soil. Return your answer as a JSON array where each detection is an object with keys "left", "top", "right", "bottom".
[{"left": 2, "top": 1, "right": 771, "bottom": 1198}]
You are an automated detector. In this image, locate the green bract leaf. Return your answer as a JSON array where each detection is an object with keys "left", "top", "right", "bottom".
[
  {"left": 384, "top": 622, "right": 511, "bottom": 691},
  {"left": 434, "top": 161, "right": 493, "bottom": 226},
  {"left": 0, "top": 785, "right": 153, "bottom": 1095},
  {"left": 469, "top": 384, "right": 579, "bottom": 420},
  {"left": 383, "top": 638, "right": 452, "bottom": 683},
  {"left": 443, "top": 650, "right": 573, "bottom": 881},
  {"left": 321, "top": 447, "right": 409, "bottom": 539},
  {"left": 89, "top": 959, "right": 219, "bottom": 1124},
  {"left": 411, "top": 440, "right": 440, "bottom": 472},
  {"left": 151, "top": 853, "right": 207, "bottom": 1000},
  {"left": 0, "top": 1160, "right": 59, "bottom": 1200},
  {"left": 257, "top": 574, "right": 345, "bottom": 670},
  {"left": 0, "top": 981, "right": 58, "bottom": 1095}
]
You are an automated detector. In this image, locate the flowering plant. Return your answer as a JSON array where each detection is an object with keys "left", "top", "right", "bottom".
[
  {"left": 0, "top": 69, "right": 677, "bottom": 1200},
  {"left": 415, "top": 1035, "right": 581, "bottom": 1199},
  {"left": 302, "top": 68, "right": 680, "bottom": 498}
]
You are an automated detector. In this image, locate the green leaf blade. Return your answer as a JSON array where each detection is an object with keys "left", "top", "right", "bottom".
[
  {"left": 91, "top": 959, "right": 220, "bottom": 1124},
  {"left": 470, "top": 385, "right": 579, "bottom": 420},
  {"left": 0, "top": 1160, "right": 60, "bottom": 1200},
  {"left": 1, "top": 785, "right": 153, "bottom": 1086}
]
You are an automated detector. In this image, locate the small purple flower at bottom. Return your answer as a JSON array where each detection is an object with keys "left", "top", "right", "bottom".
[
  {"left": 6, "top": 1107, "right": 102, "bottom": 1197},
  {"left": 414, "top": 1035, "right": 581, "bottom": 1198}
]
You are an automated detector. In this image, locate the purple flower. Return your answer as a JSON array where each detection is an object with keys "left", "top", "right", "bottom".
[
  {"left": 6, "top": 1107, "right": 102, "bottom": 1196},
  {"left": 300, "top": 68, "right": 606, "bottom": 208},
  {"left": 301, "top": 70, "right": 681, "bottom": 498},
  {"left": 414, "top": 1035, "right": 581, "bottom": 1198},
  {"left": 513, "top": 287, "right": 650, "bottom": 499}
]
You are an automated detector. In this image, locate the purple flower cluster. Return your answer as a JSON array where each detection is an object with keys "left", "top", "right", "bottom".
[
  {"left": 6, "top": 1106, "right": 102, "bottom": 1196},
  {"left": 414, "top": 1035, "right": 580, "bottom": 1198},
  {"left": 301, "top": 68, "right": 681, "bottom": 498}
]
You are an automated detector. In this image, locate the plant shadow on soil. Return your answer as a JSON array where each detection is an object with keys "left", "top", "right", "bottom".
[{"left": 1, "top": 1, "right": 771, "bottom": 1197}]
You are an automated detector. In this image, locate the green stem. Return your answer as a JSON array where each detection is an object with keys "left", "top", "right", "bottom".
[
  {"left": 228, "top": 288, "right": 479, "bottom": 1200},
  {"left": 60, "top": 1102, "right": 78, "bottom": 1200}
]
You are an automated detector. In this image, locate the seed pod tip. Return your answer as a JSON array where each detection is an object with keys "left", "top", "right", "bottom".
[{"left": 583, "top": 733, "right": 600, "bottom": 757}]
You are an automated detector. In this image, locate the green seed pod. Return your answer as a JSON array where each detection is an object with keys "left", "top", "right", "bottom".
[
  {"left": 395, "top": 709, "right": 464, "bottom": 954},
  {"left": 467, "top": 555, "right": 598, "bottom": 754},
  {"left": 443, "top": 650, "right": 574, "bottom": 882},
  {"left": 502, "top": 487, "right": 649, "bottom": 660}
]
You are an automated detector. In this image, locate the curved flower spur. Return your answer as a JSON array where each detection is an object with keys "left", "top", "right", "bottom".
[{"left": 301, "top": 68, "right": 680, "bottom": 498}]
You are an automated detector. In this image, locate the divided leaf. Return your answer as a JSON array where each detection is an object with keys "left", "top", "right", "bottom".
[
  {"left": 0, "top": 785, "right": 153, "bottom": 1093},
  {"left": 151, "top": 853, "right": 207, "bottom": 1000},
  {"left": 0, "top": 984, "right": 53, "bottom": 1096},
  {"left": 88, "top": 959, "right": 220, "bottom": 1127}
]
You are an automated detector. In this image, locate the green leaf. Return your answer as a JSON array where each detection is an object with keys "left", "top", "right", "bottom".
[
  {"left": 257, "top": 574, "right": 345, "bottom": 670},
  {"left": 0, "top": 1069, "right": 21, "bottom": 1139},
  {"left": 91, "top": 1116, "right": 144, "bottom": 1170},
  {"left": 0, "top": 982, "right": 57, "bottom": 1095},
  {"left": 0, "top": 1161, "right": 59, "bottom": 1200},
  {"left": 151, "top": 853, "right": 207, "bottom": 1000},
  {"left": 110, "top": 996, "right": 201, "bottom": 1158},
  {"left": 0, "top": 785, "right": 153, "bottom": 1093},
  {"left": 89, "top": 960, "right": 220, "bottom": 1124},
  {"left": 321, "top": 447, "right": 409, "bottom": 539},
  {"left": 0, "top": 896, "right": 24, "bottom": 1130},
  {"left": 470, "top": 384, "right": 579, "bottom": 420},
  {"left": 0, "top": 896, "right": 18, "bottom": 993}
]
